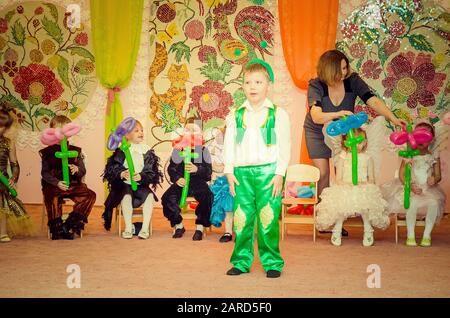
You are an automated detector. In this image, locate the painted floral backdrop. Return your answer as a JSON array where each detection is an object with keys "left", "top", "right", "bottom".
[
  {"left": 336, "top": 0, "right": 449, "bottom": 132},
  {"left": 148, "top": 0, "right": 274, "bottom": 179},
  {"left": 0, "top": 1, "right": 96, "bottom": 132}
]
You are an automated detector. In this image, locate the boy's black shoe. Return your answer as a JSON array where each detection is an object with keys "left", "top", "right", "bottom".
[
  {"left": 219, "top": 233, "right": 232, "bottom": 243},
  {"left": 226, "top": 267, "right": 245, "bottom": 276},
  {"left": 192, "top": 230, "right": 203, "bottom": 241},
  {"left": 172, "top": 227, "right": 185, "bottom": 238},
  {"left": 266, "top": 270, "right": 281, "bottom": 278}
]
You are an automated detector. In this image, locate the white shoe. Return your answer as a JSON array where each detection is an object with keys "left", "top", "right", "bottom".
[
  {"left": 331, "top": 232, "right": 342, "bottom": 246},
  {"left": 363, "top": 231, "right": 374, "bottom": 247},
  {"left": 138, "top": 230, "right": 150, "bottom": 239},
  {"left": 121, "top": 231, "right": 133, "bottom": 239},
  {"left": 0, "top": 234, "right": 11, "bottom": 243}
]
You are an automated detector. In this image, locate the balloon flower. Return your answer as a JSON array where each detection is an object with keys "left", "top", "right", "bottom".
[
  {"left": 390, "top": 122, "right": 433, "bottom": 209},
  {"left": 107, "top": 117, "right": 138, "bottom": 191},
  {"left": 326, "top": 112, "right": 368, "bottom": 185},
  {"left": 172, "top": 131, "right": 204, "bottom": 209},
  {"left": 41, "top": 122, "right": 81, "bottom": 187}
]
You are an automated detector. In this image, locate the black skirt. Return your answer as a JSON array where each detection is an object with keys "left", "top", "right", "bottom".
[{"left": 303, "top": 113, "right": 331, "bottom": 159}]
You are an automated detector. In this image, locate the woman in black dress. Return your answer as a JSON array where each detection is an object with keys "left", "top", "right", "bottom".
[{"left": 304, "top": 50, "right": 405, "bottom": 202}]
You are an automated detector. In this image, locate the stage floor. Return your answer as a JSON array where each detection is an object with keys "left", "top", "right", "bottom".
[{"left": 1, "top": 205, "right": 449, "bottom": 298}]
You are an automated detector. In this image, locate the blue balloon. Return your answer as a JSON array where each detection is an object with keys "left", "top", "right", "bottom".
[
  {"left": 297, "top": 186, "right": 314, "bottom": 198},
  {"left": 326, "top": 112, "right": 368, "bottom": 137}
]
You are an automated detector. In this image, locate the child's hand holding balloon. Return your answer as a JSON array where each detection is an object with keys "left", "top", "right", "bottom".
[
  {"left": 176, "top": 178, "right": 186, "bottom": 187},
  {"left": 185, "top": 162, "right": 198, "bottom": 173},
  {"left": 57, "top": 181, "right": 69, "bottom": 191},
  {"left": 69, "top": 164, "right": 79, "bottom": 175}
]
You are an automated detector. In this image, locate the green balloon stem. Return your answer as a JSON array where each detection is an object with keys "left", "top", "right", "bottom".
[
  {"left": 179, "top": 147, "right": 199, "bottom": 209},
  {"left": 398, "top": 123, "right": 418, "bottom": 209},
  {"left": 0, "top": 171, "right": 17, "bottom": 197},
  {"left": 55, "top": 137, "right": 78, "bottom": 187},
  {"left": 120, "top": 137, "right": 137, "bottom": 191}
]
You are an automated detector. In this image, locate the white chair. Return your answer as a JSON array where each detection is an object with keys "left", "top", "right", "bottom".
[{"left": 281, "top": 164, "right": 320, "bottom": 241}]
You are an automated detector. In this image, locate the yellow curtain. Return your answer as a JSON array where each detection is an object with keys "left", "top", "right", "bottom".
[
  {"left": 278, "top": 0, "right": 339, "bottom": 164},
  {"left": 90, "top": 0, "right": 144, "bottom": 161}
]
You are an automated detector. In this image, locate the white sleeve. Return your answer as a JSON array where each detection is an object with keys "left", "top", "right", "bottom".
[
  {"left": 275, "top": 108, "right": 291, "bottom": 176},
  {"left": 223, "top": 111, "right": 236, "bottom": 174}
]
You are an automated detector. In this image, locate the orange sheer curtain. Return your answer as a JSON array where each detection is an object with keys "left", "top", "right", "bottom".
[{"left": 278, "top": 0, "right": 339, "bottom": 164}]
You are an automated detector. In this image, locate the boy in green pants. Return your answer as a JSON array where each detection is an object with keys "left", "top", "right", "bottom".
[{"left": 224, "top": 61, "right": 291, "bottom": 278}]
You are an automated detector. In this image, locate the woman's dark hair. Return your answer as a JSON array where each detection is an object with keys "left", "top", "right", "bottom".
[{"left": 317, "top": 49, "right": 351, "bottom": 85}]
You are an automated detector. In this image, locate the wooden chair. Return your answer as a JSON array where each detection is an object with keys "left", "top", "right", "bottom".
[
  {"left": 115, "top": 205, "right": 153, "bottom": 237},
  {"left": 281, "top": 164, "right": 320, "bottom": 241}
]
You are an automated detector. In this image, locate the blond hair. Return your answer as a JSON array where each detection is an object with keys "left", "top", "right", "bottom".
[
  {"left": 341, "top": 128, "right": 367, "bottom": 152},
  {"left": 317, "top": 50, "right": 351, "bottom": 85},
  {"left": 243, "top": 63, "right": 270, "bottom": 81}
]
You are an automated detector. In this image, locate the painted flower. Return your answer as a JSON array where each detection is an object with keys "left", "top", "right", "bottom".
[
  {"left": 349, "top": 42, "right": 366, "bottom": 59},
  {"left": 156, "top": 3, "right": 176, "bottom": 23},
  {"left": 361, "top": 60, "right": 382, "bottom": 79},
  {"left": 35, "top": 7, "right": 44, "bottom": 15},
  {"left": 189, "top": 80, "right": 233, "bottom": 121},
  {"left": 198, "top": 45, "right": 217, "bottom": 63},
  {"left": 383, "top": 37, "right": 400, "bottom": 56},
  {"left": 382, "top": 52, "right": 447, "bottom": 108},
  {"left": 42, "top": 39, "right": 56, "bottom": 55},
  {"left": 355, "top": 104, "right": 378, "bottom": 119},
  {"left": 184, "top": 20, "right": 204, "bottom": 40},
  {"left": 341, "top": 22, "right": 359, "bottom": 40},
  {"left": 12, "top": 63, "right": 64, "bottom": 105},
  {"left": 74, "top": 32, "right": 88, "bottom": 46},
  {"left": 389, "top": 21, "right": 406, "bottom": 37},
  {"left": 3, "top": 60, "right": 18, "bottom": 77},
  {"left": 0, "top": 18, "right": 8, "bottom": 33},
  {"left": 30, "top": 49, "right": 44, "bottom": 63},
  {"left": 33, "top": 19, "right": 40, "bottom": 28}
]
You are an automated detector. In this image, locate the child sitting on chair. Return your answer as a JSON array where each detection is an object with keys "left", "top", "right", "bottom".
[
  {"left": 162, "top": 117, "right": 213, "bottom": 241},
  {"left": 103, "top": 119, "right": 162, "bottom": 239},
  {"left": 40, "top": 115, "right": 96, "bottom": 240},
  {"left": 316, "top": 125, "right": 389, "bottom": 247},
  {"left": 383, "top": 120, "right": 445, "bottom": 247}
]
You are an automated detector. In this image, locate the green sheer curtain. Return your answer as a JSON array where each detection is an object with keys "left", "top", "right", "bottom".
[{"left": 90, "top": 0, "right": 144, "bottom": 163}]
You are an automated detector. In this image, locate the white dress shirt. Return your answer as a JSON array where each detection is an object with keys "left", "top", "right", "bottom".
[{"left": 223, "top": 98, "right": 291, "bottom": 176}]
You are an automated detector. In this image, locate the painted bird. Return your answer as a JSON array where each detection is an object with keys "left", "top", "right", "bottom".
[{"left": 212, "top": 0, "right": 274, "bottom": 65}]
